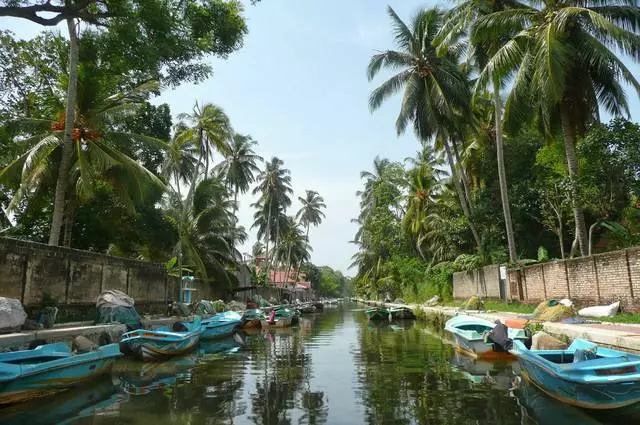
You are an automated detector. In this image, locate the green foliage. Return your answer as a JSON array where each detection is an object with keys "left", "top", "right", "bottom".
[{"left": 537, "top": 246, "right": 549, "bottom": 262}]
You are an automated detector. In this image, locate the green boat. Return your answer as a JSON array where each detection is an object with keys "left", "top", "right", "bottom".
[
  {"left": 365, "top": 307, "right": 391, "bottom": 321},
  {"left": 275, "top": 308, "right": 300, "bottom": 325},
  {"left": 365, "top": 307, "right": 415, "bottom": 321}
]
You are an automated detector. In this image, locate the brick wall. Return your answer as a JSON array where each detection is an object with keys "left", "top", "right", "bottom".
[{"left": 507, "top": 247, "right": 640, "bottom": 310}]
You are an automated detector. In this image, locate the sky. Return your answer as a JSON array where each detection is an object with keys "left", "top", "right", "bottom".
[{"left": 2, "top": 0, "right": 639, "bottom": 274}]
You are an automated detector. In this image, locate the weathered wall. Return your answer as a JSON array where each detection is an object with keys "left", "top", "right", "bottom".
[
  {"left": 453, "top": 265, "right": 503, "bottom": 299},
  {"left": 0, "top": 237, "right": 167, "bottom": 313},
  {"left": 507, "top": 247, "right": 640, "bottom": 309}
]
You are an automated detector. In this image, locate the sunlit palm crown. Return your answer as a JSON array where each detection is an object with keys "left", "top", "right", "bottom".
[
  {"left": 296, "top": 190, "right": 326, "bottom": 229},
  {"left": 368, "top": 6, "right": 472, "bottom": 142},
  {"left": 472, "top": 0, "right": 640, "bottom": 133},
  {"left": 217, "top": 133, "right": 263, "bottom": 195}
]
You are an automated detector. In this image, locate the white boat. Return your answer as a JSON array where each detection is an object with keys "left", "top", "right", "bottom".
[{"left": 444, "top": 315, "right": 529, "bottom": 359}]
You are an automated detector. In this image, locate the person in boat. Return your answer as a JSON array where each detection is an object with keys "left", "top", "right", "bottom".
[{"left": 246, "top": 297, "right": 258, "bottom": 309}]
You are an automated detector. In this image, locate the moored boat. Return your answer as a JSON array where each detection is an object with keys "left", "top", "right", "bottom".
[
  {"left": 201, "top": 311, "right": 242, "bottom": 339},
  {"left": 275, "top": 307, "right": 299, "bottom": 325},
  {"left": 120, "top": 318, "right": 202, "bottom": 361},
  {"left": 511, "top": 338, "right": 640, "bottom": 410},
  {"left": 260, "top": 310, "right": 293, "bottom": 328},
  {"left": 444, "top": 315, "right": 529, "bottom": 359},
  {"left": 0, "top": 342, "right": 121, "bottom": 405},
  {"left": 365, "top": 307, "right": 391, "bottom": 321},
  {"left": 240, "top": 309, "right": 264, "bottom": 329},
  {"left": 389, "top": 307, "right": 415, "bottom": 320}
]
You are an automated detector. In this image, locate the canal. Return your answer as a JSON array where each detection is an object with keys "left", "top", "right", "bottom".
[{"left": 0, "top": 303, "right": 633, "bottom": 424}]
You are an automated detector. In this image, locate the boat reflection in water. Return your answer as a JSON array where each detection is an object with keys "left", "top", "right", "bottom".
[
  {"left": 450, "top": 351, "right": 518, "bottom": 390},
  {"left": 0, "top": 377, "right": 122, "bottom": 425},
  {"left": 511, "top": 376, "right": 604, "bottom": 425},
  {"left": 116, "top": 336, "right": 242, "bottom": 396}
]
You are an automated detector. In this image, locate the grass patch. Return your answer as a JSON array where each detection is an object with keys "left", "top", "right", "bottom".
[
  {"left": 585, "top": 313, "right": 640, "bottom": 324},
  {"left": 483, "top": 300, "right": 536, "bottom": 314}
]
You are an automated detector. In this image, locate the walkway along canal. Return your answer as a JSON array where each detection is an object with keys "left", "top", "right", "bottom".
[{"left": 0, "top": 302, "right": 636, "bottom": 424}]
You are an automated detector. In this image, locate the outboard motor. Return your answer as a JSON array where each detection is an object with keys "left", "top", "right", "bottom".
[{"left": 487, "top": 320, "right": 513, "bottom": 352}]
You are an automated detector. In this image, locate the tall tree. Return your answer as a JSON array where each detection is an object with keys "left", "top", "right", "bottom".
[
  {"left": 367, "top": 6, "right": 480, "bottom": 249},
  {"left": 0, "top": 0, "right": 248, "bottom": 245},
  {"left": 217, "top": 133, "right": 263, "bottom": 215},
  {"left": 296, "top": 190, "right": 326, "bottom": 240},
  {"left": 178, "top": 103, "right": 233, "bottom": 178},
  {"left": 474, "top": 0, "right": 640, "bottom": 255},
  {"left": 252, "top": 157, "right": 293, "bottom": 282},
  {"left": 436, "top": 0, "right": 529, "bottom": 263}
]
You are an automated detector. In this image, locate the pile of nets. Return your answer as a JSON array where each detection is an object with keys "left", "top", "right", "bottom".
[
  {"left": 226, "top": 300, "right": 245, "bottom": 311},
  {"left": 533, "top": 299, "right": 575, "bottom": 322},
  {"left": 253, "top": 295, "right": 273, "bottom": 308},
  {"left": 463, "top": 296, "right": 484, "bottom": 310},
  {"left": 96, "top": 290, "right": 142, "bottom": 331},
  {"left": 195, "top": 300, "right": 215, "bottom": 315}
]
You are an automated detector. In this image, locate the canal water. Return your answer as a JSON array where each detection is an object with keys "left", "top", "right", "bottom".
[{"left": 0, "top": 303, "right": 635, "bottom": 424}]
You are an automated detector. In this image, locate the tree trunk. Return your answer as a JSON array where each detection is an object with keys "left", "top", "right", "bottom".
[
  {"left": 557, "top": 215, "right": 565, "bottom": 260},
  {"left": 443, "top": 138, "right": 481, "bottom": 249},
  {"left": 452, "top": 139, "right": 473, "bottom": 213},
  {"left": 494, "top": 86, "right": 517, "bottom": 263},
  {"left": 264, "top": 200, "right": 272, "bottom": 285},
  {"left": 62, "top": 192, "right": 76, "bottom": 248},
  {"left": 560, "top": 102, "right": 588, "bottom": 256},
  {"left": 48, "top": 18, "right": 79, "bottom": 246}
]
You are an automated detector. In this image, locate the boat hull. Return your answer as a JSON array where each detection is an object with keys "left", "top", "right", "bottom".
[
  {"left": 260, "top": 316, "right": 293, "bottom": 328},
  {"left": 452, "top": 334, "right": 515, "bottom": 360},
  {"left": 201, "top": 322, "right": 239, "bottom": 340},
  {"left": 519, "top": 358, "right": 640, "bottom": 410},
  {"left": 0, "top": 344, "right": 120, "bottom": 405},
  {"left": 241, "top": 319, "right": 262, "bottom": 329},
  {"left": 365, "top": 308, "right": 390, "bottom": 321}
]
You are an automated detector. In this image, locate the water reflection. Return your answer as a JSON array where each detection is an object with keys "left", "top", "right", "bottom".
[{"left": 1, "top": 304, "right": 632, "bottom": 424}]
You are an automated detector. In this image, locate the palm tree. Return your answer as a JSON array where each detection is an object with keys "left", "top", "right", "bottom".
[
  {"left": 252, "top": 157, "right": 293, "bottom": 283},
  {"left": 0, "top": 81, "right": 166, "bottom": 247},
  {"left": 368, "top": 6, "right": 480, "bottom": 249},
  {"left": 473, "top": 0, "right": 640, "bottom": 255},
  {"left": 436, "top": 0, "right": 530, "bottom": 263},
  {"left": 177, "top": 102, "right": 233, "bottom": 178},
  {"left": 164, "top": 176, "right": 238, "bottom": 285},
  {"left": 217, "top": 133, "right": 263, "bottom": 215},
  {"left": 296, "top": 190, "right": 326, "bottom": 240}
]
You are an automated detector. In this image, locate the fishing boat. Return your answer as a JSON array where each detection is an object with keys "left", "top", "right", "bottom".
[
  {"left": 260, "top": 310, "right": 293, "bottom": 328},
  {"left": 275, "top": 307, "right": 299, "bottom": 325},
  {"left": 0, "top": 342, "right": 121, "bottom": 405},
  {"left": 511, "top": 338, "right": 640, "bottom": 410},
  {"left": 240, "top": 309, "right": 264, "bottom": 329},
  {"left": 390, "top": 307, "right": 415, "bottom": 320},
  {"left": 201, "top": 311, "right": 242, "bottom": 339},
  {"left": 444, "top": 315, "right": 529, "bottom": 359},
  {"left": 296, "top": 303, "right": 317, "bottom": 314},
  {"left": 120, "top": 317, "right": 202, "bottom": 361},
  {"left": 365, "top": 307, "right": 391, "bottom": 321}
]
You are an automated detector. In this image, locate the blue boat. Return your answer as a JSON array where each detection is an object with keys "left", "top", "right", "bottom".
[
  {"left": 200, "top": 311, "right": 242, "bottom": 339},
  {"left": 120, "top": 317, "right": 202, "bottom": 361},
  {"left": 0, "top": 342, "right": 121, "bottom": 405},
  {"left": 511, "top": 338, "right": 640, "bottom": 410},
  {"left": 445, "top": 315, "right": 529, "bottom": 359}
]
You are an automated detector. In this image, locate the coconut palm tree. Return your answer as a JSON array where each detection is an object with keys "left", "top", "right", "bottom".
[
  {"left": 296, "top": 190, "right": 326, "bottom": 240},
  {"left": 177, "top": 102, "right": 233, "bottom": 178},
  {"left": 217, "top": 133, "right": 263, "bottom": 215},
  {"left": 164, "top": 176, "right": 238, "bottom": 285},
  {"left": 0, "top": 80, "right": 166, "bottom": 247},
  {"left": 252, "top": 157, "right": 293, "bottom": 282},
  {"left": 436, "top": 0, "right": 530, "bottom": 263},
  {"left": 368, "top": 6, "right": 480, "bottom": 249},
  {"left": 473, "top": 0, "right": 640, "bottom": 255}
]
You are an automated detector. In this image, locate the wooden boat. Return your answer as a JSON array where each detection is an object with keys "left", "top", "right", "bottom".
[
  {"left": 260, "top": 315, "right": 293, "bottom": 329},
  {"left": 511, "top": 338, "right": 640, "bottom": 410},
  {"left": 390, "top": 307, "right": 415, "bottom": 320},
  {"left": 201, "top": 311, "right": 242, "bottom": 339},
  {"left": 296, "top": 303, "right": 317, "bottom": 314},
  {"left": 365, "top": 307, "right": 390, "bottom": 321},
  {"left": 444, "top": 315, "right": 529, "bottom": 359},
  {"left": 120, "top": 318, "right": 202, "bottom": 361},
  {"left": 240, "top": 309, "right": 264, "bottom": 329},
  {"left": 0, "top": 342, "right": 121, "bottom": 405},
  {"left": 275, "top": 307, "right": 299, "bottom": 325}
]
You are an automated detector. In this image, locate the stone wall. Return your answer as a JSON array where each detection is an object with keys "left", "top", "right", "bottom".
[
  {"left": 508, "top": 247, "right": 640, "bottom": 309},
  {"left": 453, "top": 265, "right": 504, "bottom": 299},
  {"left": 0, "top": 237, "right": 169, "bottom": 314}
]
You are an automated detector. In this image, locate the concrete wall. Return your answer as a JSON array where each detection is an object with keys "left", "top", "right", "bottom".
[
  {"left": 453, "top": 265, "right": 504, "bottom": 299},
  {"left": 508, "top": 247, "right": 640, "bottom": 309},
  {"left": 0, "top": 237, "right": 168, "bottom": 311}
]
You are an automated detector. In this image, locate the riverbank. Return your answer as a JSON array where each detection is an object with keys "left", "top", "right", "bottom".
[{"left": 354, "top": 298, "right": 640, "bottom": 353}]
